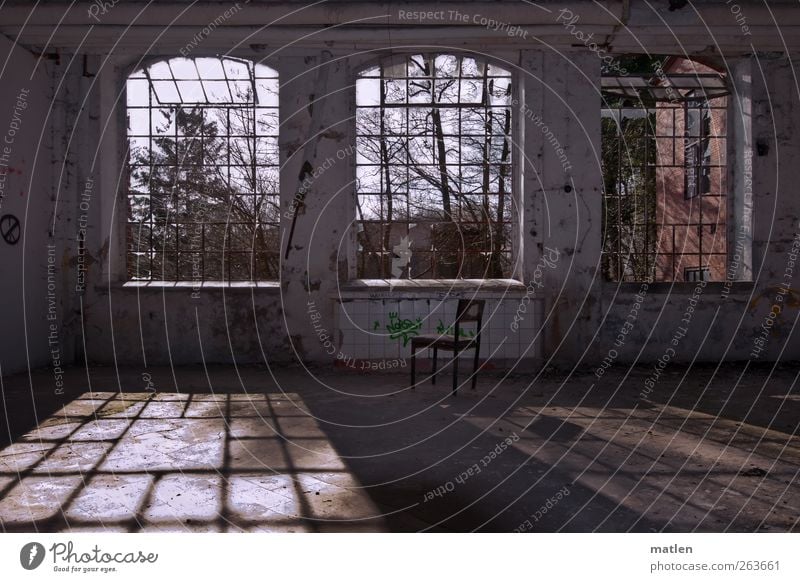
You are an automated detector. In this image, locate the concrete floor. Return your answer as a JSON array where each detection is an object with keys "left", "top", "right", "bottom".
[{"left": 0, "top": 362, "right": 798, "bottom": 532}]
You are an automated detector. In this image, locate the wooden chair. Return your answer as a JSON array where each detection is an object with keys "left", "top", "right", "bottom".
[{"left": 410, "top": 299, "right": 485, "bottom": 395}]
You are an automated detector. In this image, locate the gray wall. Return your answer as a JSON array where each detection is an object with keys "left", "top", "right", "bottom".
[
  {"left": 0, "top": 1, "right": 799, "bottom": 381},
  {"left": 0, "top": 35, "right": 57, "bottom": 377}
]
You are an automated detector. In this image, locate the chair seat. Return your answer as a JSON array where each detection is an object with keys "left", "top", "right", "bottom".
[{"left": 411, "top": 334, "right": 477, "bottom": 350}]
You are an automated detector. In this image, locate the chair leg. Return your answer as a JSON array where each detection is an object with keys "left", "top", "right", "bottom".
[
  {"left": 432, "top": 347, "right": 438, "bottom": 385},
  {"left": 471, "top": 345, "right": 480, "bottom": 390},
  {"left": 452, "top": 349, "right": 459, "bottom": 396},
  {"left": 410, "top": 347, "right": 416, "bottom": 389}
]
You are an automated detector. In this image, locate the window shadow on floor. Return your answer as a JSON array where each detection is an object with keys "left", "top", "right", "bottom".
[{"left": 0, "top": 391, "right": 384, "bottom": 532}]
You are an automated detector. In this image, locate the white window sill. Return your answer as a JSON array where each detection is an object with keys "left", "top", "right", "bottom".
[
  {"left": 335, "top": 279, "right": 526, "bottom": 299},
  {"left": 101, "top": 281, "right": 282, "bottom": 292},
  {"left": 603, "top": 281, "right": 755, "bottom": 294}
]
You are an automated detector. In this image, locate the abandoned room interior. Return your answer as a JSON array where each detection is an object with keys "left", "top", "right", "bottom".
[{"left": 0, "top": 0, "right": 798, "bottom": 536}]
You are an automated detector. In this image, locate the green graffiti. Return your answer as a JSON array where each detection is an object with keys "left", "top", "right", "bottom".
[
  {"left": 382, "top": 312, "right": 422, "bottom": 346},
  {"left": 435, "top": 319, "right": 475, "bottom": 338}
]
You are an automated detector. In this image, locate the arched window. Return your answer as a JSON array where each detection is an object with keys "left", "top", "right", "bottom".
[
  {"left": 355, "top": 54, "right": 515, "bottom": 279},
  {"left": 126, "top": 56, "right": 280, "bottom": 281}
]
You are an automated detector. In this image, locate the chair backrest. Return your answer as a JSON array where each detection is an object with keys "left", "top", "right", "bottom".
[
  {"left": 455, "top": 299, "right": 485, "bottom": 324},
  {"left": 454, "top": 299, "right": 485, "bottom": 342}
]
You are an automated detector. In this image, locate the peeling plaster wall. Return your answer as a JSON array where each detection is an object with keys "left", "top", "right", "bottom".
[
  {"left": 34, "top": 48, "right": 800, "bottom": 369},
  {"left": 280, "top": 53, "right": 353, "bottom": 364},
  {"left": 2, "top": 2, "right": 800, "bottom": 374},
  {"left": 0, "top": 35, "right": 56, "bottom": 376},
  {"left": 522, "top": 49, "right": 603, "bottom": 367},
  {"left": 87, "top": 287, "right": 291, "bottom": 366}
]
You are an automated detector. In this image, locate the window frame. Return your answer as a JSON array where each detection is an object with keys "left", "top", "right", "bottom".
[
  {"left": 347, "top": 51, "right": 523, "bottom": 284},
  {"left": 123, "top": 55, "right": 281, "bottom": 284},
  {"left": 600, "top": 66, "right": 730, "bottom": 283}
]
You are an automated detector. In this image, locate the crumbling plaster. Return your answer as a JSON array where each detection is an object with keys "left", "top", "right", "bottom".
[{"left": 0, "top": 1, "right": 798, "bottom": 376}]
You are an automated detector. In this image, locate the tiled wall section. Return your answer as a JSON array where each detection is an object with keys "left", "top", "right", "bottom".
[{"left": 336, "top": 298, "right": 542, "bottom": 363}]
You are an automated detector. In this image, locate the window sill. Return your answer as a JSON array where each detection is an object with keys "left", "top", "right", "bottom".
[
  {"left": 98, "top": 281, "right": 281, "bottom": 292},
  {"left": 335, "top": 279, "right": 526, "bottom": 300},
  {"left": 603, "top": 281, "right": 755, "bottom": 294}
]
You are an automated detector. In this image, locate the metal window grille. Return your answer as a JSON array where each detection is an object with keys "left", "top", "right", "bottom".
[
  {"left": 355, "top": 54, "right": 515, "bottom": 279},
  {"left": 601, "top": 71, "right": 729, "bottom": 282},
  {"left": 126, "top": 56, "right": 280, "bottom": 281},
  {"left": 684, "top": 96, "right": 713, "bottom": 200},
  {"left": 684, "top": 266, "right": 710, "bottom": 282}
]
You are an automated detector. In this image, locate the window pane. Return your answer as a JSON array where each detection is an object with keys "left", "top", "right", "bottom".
[
  {"left": 126, "top": 57, "right": 280, "bottom": 281},
  {"left": 601, "top": 60, "right": 727, "bottom": 282},
  {"left": 355, "top": 55, "right": 515, "bottom": 279}
]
